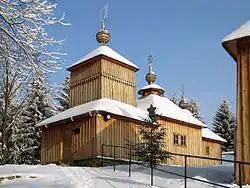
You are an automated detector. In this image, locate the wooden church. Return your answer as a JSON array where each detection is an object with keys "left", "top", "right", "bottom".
[{"left": 37, "top": 15, "right": 226, "bottom": 166}]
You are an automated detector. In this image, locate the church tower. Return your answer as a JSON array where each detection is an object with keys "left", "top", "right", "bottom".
[
  {"left": 67, "top": 6, "right": 139, "bottom": 107},
  {"left": 138, "top": 53, "right": 165, "bottom": 98}
]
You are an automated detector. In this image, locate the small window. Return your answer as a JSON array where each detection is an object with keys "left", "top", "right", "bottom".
[
  {"left": 206, "top": 146, "right": 210, "bottom": 155},
  {"left": 181, "top": 135, "right": 186, "bottom": 146},
  {"left": 174, "top": 134, "right": 179, "bottom": 145},
  {"left": 72, "top": 128, "right": 80, "bottom": 134}
]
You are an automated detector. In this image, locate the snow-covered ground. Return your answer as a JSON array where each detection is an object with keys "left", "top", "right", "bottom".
[{"left": 0, "top": 163, "right": 249, "bottom": 188}]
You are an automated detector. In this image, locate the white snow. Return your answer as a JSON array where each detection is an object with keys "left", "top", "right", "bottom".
[
  {"left": 36, "top": 98, "right": 147, "bottom": 127},
  {"left": 67, "top": 45, "right": 139, "bottom": 70},
  {"left": 202, "top": 128, "right": 227, "bottom": 143},
  {"left": 137, "top": 94, "right": 207, "bottom": 128},
  {"left": 223, "top": 20, "right": 250, "bottom": 43},
  {"left": 222, "top": 20, "right": 250, "bottom": 60},
  {"left": 0, "top": 164, "right": 249, "bottom": 188},
  {"left": 138, "top": 83, "right": 165, "bottom": 94}
]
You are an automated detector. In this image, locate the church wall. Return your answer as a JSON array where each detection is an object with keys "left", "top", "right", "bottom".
[
  {"left": 95, "top": 114, "right": 139, "bottom": 159},
  {"left": 69, "top": 59, "right": 102, "bottom": 107},
  {"left": 41, "top": 116, "right": 97, "bottom": 164},
  {"left": 100, "top": 58, "right": 136, "bottom": 106},
  {"left": 201, "top": 139, "right": 222, "bottom": 165},
  {"left": 159, "top": 119, "right": 204, "bottom": 166}
]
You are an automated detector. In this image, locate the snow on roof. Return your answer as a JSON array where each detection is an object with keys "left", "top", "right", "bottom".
[
  {"left": 223, "top": 20, "right": 250, "bottom": 43},
  {"left": 67, "top": 45, "right": 139, "bottom": 70},
  {"left": 202, "top": 128, "right": 226, "bottom": 143},
  {"left": 137, "top": 94, "right": 207, "bottom": 127},
  {"left": 140, "top": 83, "right": 164, "bottom": 91},
  {"left": 222, "top": 20, "right": 250, "bottom": 60},
  {"left": 36, "top": 98, "right": 147, "bottom": 127}
]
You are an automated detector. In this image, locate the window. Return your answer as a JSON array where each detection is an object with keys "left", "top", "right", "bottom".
[
  {"left": 181, "top": 135, "right": 186, "bottom": 146},
  {"left": 72, "top": 128, "right": 80, "bottom": 134},
  {"left": 206, "top": 146, "right": 210, "bottom": 155},
  {"left": 174, "top": 134, "right": 179, "bottom": 145}
]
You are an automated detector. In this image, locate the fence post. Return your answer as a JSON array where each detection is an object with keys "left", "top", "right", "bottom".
[
  {"left": 150, "top": 153, "right": 153, "bottom": 186},
  {"left": 184, "top": 155, "right": 187, "bottom": 188},
  {"left": 129, "top": 147, "right": 132, "bottom": 177},
  {"left": 113, "top": 146, "right": 116, "bottom": 172},
  {"left": 101, "top": 144, "right": 104, "bottom": 167},
  {"left": 239, "top": 163, "right": 242, "bottom": 188}
]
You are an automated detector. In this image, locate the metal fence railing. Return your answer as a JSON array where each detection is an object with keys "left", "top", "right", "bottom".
[{"left": 101, "top": 144, "right": 250, "bottom": 188}]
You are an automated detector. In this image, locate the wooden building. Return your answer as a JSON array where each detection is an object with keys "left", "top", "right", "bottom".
[
  {"left": 37, "top": 19, "right": 226, "bottom": 166},
  {"left": 222, "top": 20, "right": 250, "bottom": 185}
]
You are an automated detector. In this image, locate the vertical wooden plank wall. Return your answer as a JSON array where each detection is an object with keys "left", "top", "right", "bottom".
[
  {"left": 71, "top": 117, "right": 97, "bottom": 161},
  {"left": 69, "top": 57, "right": 137, "bottom": 108},
  {"left": 70, "top": 60, "right": 101, "bottom": 107},
  {"left": 201, "top": 139, "right": 221, "bottom": 165},
  {"left": 101, "top": 59, "right": 136, "bottom": 106},
  {"left": 41, "top": 126, "right": 62, "bottom": 164},
  {"left": 96, "top": 115, "right": 139, "bottom": 159},
  {"left": 160, "top": 120, "right": 203, "bottom": 166}
]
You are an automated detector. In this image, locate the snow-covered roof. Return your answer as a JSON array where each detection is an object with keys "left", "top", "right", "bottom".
[
  {"left": 202, "top": 128, "right": 226, "bottom": 143},
  {"left": 222, "top": 20, "right": 250, "bottom": 60},
  {"left": 138, "top": 83, "right": 165, "bottom": 95},
  {"left": 36, "top": 98, "right": 147, "bottom": 127},
  {"left": 139, "top": 83, "right": 164, "bottom": 91},
  {"left": 67, "top": 45, "right": 139, "bottom": 70},
  {"left": 223, "top": 20, "right": 250, "bottom": 43},
  {"left": 137, "top": 94, "right": 207, "bottom": 127}
]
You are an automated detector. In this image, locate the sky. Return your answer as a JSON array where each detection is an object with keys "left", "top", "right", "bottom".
[{"left": 48, "top": 1, "right": 250, "bottom": 127}]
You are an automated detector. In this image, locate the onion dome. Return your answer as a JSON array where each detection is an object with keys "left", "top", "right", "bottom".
[
  {"left": 96, "top": 5, "right": 110, "bottom": 46},
  {"left": 179, "top": 95, "right": 188, "bottom": 109},
  {"left": 138, "top": 53, "right": 165, "bottom": 98},
  {"left": 96, "top": 24, "right": 110, "bottom": 45}
]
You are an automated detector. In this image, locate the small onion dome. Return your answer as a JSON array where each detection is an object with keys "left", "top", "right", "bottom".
[
  {"left": 138, "top": 83, "right": 165, "bottom": 96},
  {"left": 145, "top": 71, "right": 156, "bottom": 84},
  {"left": 179, "top": 95, "right": 188, "bottom": 109},
  {"left": 96, "top": 27, "right": 110, "bottom": 45}
]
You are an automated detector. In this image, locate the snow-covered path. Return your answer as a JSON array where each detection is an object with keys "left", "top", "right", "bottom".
[{"left": 0, "top": 164, "right": 249, "bottom": 188}]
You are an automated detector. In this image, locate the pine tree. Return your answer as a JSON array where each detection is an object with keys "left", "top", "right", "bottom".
[
  {"left": 188, "top": 99, "right": 203, "bottom": 121},
  {"left": 132, "top": 104, "right": 171, "bottom": 167},
  {"left": 170, "top": 93, "right": 179, "bottom": 105},
  {"left": 55, "top": 76, "right": 70, "bottom": 111},
  {"left": 8, "top": 72, "right": 57, "bottom": 164},
  {"left": 212, "top": 100, "right": 236, "bottom": 152}
]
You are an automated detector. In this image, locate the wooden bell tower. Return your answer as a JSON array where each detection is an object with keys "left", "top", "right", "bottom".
[
  {"left": 222, "top": 21, "right": 250, "bottom": 185},
  {"left": 67, "top": 6, "right": 138, "bottom": 107}
]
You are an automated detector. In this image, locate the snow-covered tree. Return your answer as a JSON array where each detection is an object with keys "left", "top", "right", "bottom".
[
  {"left": 132, "top": 104, "right": 171, "bottom": 167},
  {"left": 0, "top": 0, "right": 69, "bottom": 164},
  {"left": 8, "top": 72, "right": 57, "bottom": 164},
  {"left": 170, "top": 93, "right": 178, "bottom": 105},
  {"left": 188, "top": 99, "right": 203, "bottom": 121},
  {"left": 0, "top": 0, "right": 70, "bottom": 74},
  {"left": 55, "top": 76, "right": 70, "bottom": 111},
  {"left": 212, "top": 101, "right": 236, "bottom": 152}
]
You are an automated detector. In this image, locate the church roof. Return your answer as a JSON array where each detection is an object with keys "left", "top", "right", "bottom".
[
  {"left": 137, "top": 94, "right": 207, "bottom": 127},
  {"left": 202, "top": 128, "right": 226, "bottom": 143},
  {"left": 67, "top": 45, "right": 139, "bottom": 70},
  {"left": 36, "top": 98, "right": 147, "bottom": 127},
  {"left": 138, "top": 83, "right": 165, "bottom": 95},
  {"left": 222, "top": 20, "right": 250, "bottom": 60}
]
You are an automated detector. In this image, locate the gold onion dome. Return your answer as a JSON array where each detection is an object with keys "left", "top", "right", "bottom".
[
  {"left": 96, "top": 24, "right": 110, "bottom": 45},
  {"left": 179, "top": 95, "right": 188, "bottom": 109}
]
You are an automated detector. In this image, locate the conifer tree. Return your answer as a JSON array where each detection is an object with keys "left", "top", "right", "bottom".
[
  {"left": 132, "top": 104, "right": 171, "bottom": 167},
  {"left": 212, "top": 100, "right": 236, "bottom": 152},
  {"left": 8, "top": 72, "right": 57, "bottom": 164},
  {"left": 188, "top": 99, "right": 203, "bottom": 121},
  {"left": 170, "top": 93, "right": 179, "bottom": 105},
  {"left": 55, "top": 76, "right": 70, "bottom": 111}
]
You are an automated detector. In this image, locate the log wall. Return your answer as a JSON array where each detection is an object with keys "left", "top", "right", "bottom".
[
  {"left": 160, "top": 120, "right": 203, "bottom": 166},
  {"left": 96, "top": 115, "right": 139, "bottom": 159},
  {"left": 201, "top": 139, "right": 221, "bottom": 165},
  {"left": 69, "top": 57, "right": 137, "bottom": 107}
]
